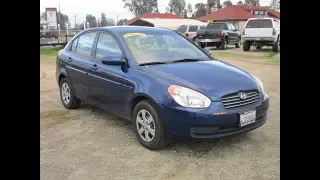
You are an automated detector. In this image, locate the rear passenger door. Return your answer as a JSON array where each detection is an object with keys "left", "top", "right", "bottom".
[{"left": 62, "top": 31, "right": 98, "bottom": 100}]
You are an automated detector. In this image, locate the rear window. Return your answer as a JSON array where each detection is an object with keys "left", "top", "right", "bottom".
[
  {"left": 188, "top": 25, "right": 198, "bottom": 32},
  {"left": 245, "top": 19, "right": 273, "bottom": 28},
  {"left": 177, "top": 25, "right": 187, "bottom": 33},
  {"left": 206, "top": 23, "right": 227, "bottom": 30},
  {"left": 200, "top": 26, "right": 206, "bottom": 29}
]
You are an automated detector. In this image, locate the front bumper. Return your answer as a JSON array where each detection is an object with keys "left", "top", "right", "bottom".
[{"left": 158, "top": 94, "right": 269, "bottom": 140}]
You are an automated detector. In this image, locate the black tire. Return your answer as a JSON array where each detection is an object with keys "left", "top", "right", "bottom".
[
  {"left": 200, "top": 43, "right": 205, "bottom": 48},
  {"left": 256, "top": 46, "right": 262, "bottom": 49},
  {"left": 220, "top": 38, "right": 227, "bottom": 50},
  {"left": 59, "top": 78, "right": 81, "bottom": 109},
  {"left": 235, "top": 41, "right": 240, "bottom": 48},
  {"left": 132, "top": 100, "right": 170, "bottom": 150},
  {"left": 216, "top": 45, "right": 221, "bottom": 49},
  {"left": 243, "top": 41, "right": 250, "bottom": 51},
  {"left": 272, "top": 38, "right": 280, "bottom": 52},
  {"left": 193, "top": 37, "right": 196, "bottom": 42}
]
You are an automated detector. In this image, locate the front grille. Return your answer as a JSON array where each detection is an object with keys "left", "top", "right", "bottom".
[{"left": 222, "top": 90, "right": 260, "bottom": 109}]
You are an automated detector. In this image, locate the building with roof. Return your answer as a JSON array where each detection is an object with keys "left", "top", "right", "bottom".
[
  {"left": 196, "top": 5, "right": 280, "bottom": 34},
  {"left": 126, "top": 13, "right": 183, "bottom": 26},
  {"left": 127, "top": 18, "right": 206, "bottom": 30}
]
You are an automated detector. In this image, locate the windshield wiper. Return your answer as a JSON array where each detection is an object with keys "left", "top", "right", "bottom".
[
  {"left": 139, "top": 62, "right": 167, "bottom": 66},
  {"left": 170, "top": 58, "right": 202, "bottom": 64}
]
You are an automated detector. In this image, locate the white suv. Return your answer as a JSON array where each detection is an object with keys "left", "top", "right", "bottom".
[
  {"left": 242, "top": 18, "right": 280, "bottom": 52},
  {"left": 177, "top": 24, "right": 206, "bottom": 41}
]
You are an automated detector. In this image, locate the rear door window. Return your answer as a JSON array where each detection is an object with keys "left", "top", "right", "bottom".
[{"left": 245, "top": 19, "right": 273, "bottom": 28}]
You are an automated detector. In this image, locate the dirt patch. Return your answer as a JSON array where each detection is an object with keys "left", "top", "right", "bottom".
[{"left": 40, "top": 56, "right": 280, "bottom": 180}]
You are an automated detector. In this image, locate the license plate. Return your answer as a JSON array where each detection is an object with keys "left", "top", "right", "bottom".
[
  {"left": 255, "top": 38, "right": 261, "bottom": 40},
  {"left": 202, "top": 39, "right": 212, "bottom": 42},
  {"left": 239, "top": 110, "right": 256, "bottom": 127}
]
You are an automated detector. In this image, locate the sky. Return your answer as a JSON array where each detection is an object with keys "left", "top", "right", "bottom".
[{"left": 40, "top": 0, "right": 271, "bottom": 28}]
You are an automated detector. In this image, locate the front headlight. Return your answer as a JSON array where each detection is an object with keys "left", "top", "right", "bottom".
[
  {"left": 252, "top": 75, "right": 265, "bottom": 95},
  {"left": 168, "top": 85, "right": 211, "bottom": 108}
]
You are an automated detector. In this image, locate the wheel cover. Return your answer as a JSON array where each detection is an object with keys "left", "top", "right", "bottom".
[
  {"left": 61, "top": 82, "right": 71, "bottom": 104},
  {"left": 136, "top": 109, "right": 155, "bottom": 142}
]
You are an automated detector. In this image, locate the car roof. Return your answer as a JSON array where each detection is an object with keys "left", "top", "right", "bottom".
[
  {"left": 247, "top": 17, "right": 276, "bottom": 21},
  {"left": 81, "top": 26, "right": 174, "bottom": 34}
]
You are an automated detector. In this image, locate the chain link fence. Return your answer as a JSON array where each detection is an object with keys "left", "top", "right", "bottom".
[{"left": 40, "top": 30, "right": 82, "bottom": 47}]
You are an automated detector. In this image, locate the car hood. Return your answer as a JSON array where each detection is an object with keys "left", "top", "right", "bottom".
[{"left": 141, "top": 60, "right": 259, "bottom": 101}]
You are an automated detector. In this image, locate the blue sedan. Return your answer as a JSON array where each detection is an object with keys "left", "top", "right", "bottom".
[{"left": 56, "top": 26, "right": 269, "bottom": 150}]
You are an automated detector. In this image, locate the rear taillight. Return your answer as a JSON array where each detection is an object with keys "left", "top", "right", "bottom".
[
  {"left": 186, "top": 33, "right": 189, "bottom": 37},
  {"left": 272, "top": 28, "right": 276, "bottom": 35},
  {"left": 217, "top": 31, "right": 222, "bottom": 37}
]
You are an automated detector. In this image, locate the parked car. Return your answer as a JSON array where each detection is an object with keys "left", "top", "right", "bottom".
[
  {"left": 196, "top": 22, "right": 241, "bottom": 50},
  {"left": 176, "top": 24, "right": 206, "bottom": 41},
  {"left": 241, "top": 18, "right": 280, "bottom": 52},
  {"left": 56, "top": 26, "right": 269, "bottom": 150}
]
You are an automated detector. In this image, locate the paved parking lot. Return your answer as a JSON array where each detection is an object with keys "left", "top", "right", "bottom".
[{"left": 40, "top": 55, "right": 280, "bottom": 180}]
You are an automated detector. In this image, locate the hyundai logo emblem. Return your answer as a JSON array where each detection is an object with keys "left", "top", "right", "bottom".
[{"left": 238, "top": 92, "right": 247, "bottom": 100}]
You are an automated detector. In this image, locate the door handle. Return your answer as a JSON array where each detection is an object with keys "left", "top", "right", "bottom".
[
  {"left": 67, "top": 57, "right": 72, "bottom": 62},
  {"left": 90, "top": 64, "right": 98, "bottom": 70}
]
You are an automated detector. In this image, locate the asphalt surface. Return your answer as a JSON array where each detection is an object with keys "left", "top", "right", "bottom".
[{"left": 40, "top": 56, "right": 280, "bottom": 180}]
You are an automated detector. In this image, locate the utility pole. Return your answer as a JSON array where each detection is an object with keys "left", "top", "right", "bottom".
[
  {"left": 74, "top": 15, "right": 76, "bottom": 29},
  {"left": 116, "top": 14, "right": 119, "bottom": 26},
  {"left": 58, "top": 3, "right": 61, "bottom": 28},
  {"left": 206, "top": 0, "right": 209, "bottom": 23}
]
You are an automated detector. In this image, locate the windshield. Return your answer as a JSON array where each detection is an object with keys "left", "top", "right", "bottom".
[{"left": 122, "top": 30, "right": 211, "bottom": 65}]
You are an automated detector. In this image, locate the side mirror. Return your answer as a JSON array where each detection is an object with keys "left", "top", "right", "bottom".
[
  {"left": 203, "top": 47, "right": 212, "bottom": 56},
  {"left": 101, "top": 55, "right": 125, "bottom": 66}
]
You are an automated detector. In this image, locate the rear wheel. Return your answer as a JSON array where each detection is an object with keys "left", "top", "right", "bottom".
[
  {"left": 243, "top": 41, "right": 250, "bottom": 51},
  {"left": 59, "top": 78, "right": 81, "bottom": 109},
  {"left": 272, "top": 38, "right": 280, "bottom": 52},
  {"left": 220, "top": 38, "right": 227, "bottom": 50},
  {"left": 132, "top": 100, "right": 170, "bottom": 150},
  {"left": 216, "top": 45, "right": 221, "bottom": 49}
]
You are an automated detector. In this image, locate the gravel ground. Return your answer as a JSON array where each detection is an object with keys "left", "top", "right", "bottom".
[{"left": 40, "top": 57, "right": 280, "bottom": 180}]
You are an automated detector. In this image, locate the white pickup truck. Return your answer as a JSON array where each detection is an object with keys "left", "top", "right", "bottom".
[{"left": 241, "top": 18, "right": 280, "bottom": 52}]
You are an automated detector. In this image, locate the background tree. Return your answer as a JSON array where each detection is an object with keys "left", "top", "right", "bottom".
[
  {"left": 123, "top": 0, "right": 158, "bottom": 16},
  {"left": 117, "top": 18, "right": 127, "bottom": 25},
  {"left": 187, "top": 3, "right": 193, "bottom": 17},
  {"left": 244, "top": 0, "right": 259, "bottom": 6},
  {"left": 57, "top": 12, "right": 70, "bottom": 30},
  {"left": 100, "top": 13, "right": 108, "bottom": 27},
  {"left": 237, "top": 1, "right": 244, "bottom": 5},
  {"left": 269, "top": 0, "right": 280, "bottom": 10},
  {"left": 193, "top": 3, "right": 207, "bottom": 18},
  {"left": 86, "top": 14, "right": 97, "bottom": 28},
  {"left": 223, "top": 0, "right": 233, "bottom": 8},
  {"left": 168, "top": 0, "right": 186, "bottom": 16},
  {"left": 208, "top": 0, "right": 222, "bottom": 13}
]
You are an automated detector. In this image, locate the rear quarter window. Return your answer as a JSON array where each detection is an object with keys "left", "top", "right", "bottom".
[
  {"left": 246, "top": 19, "right": 273, "bottom": 28},
  {"left": 177, "top": 25, "right": 187, "bottom": 33},
  {"left": 188, "top": 25, "right": 198, "bottom": 32}
]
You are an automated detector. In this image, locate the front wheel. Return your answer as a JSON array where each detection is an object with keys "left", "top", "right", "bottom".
[
  {"left": 235, "top": 41, "right": 240, "bottom": 48},
  {"left": 132, "top": 100, "right": 170, "bottom": 150},
  {"left": 200, "top": 43, "right": 205, "bottom": 48}
]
